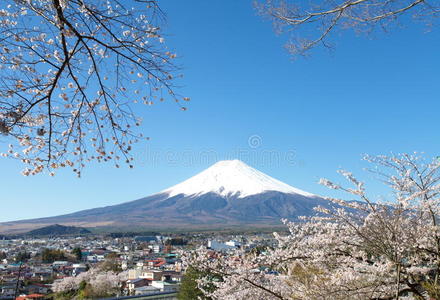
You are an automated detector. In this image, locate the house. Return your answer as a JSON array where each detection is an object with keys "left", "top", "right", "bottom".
[
  {"left": 225, "top": 240, "right": 241, "bottom": 247},
  {"left": 26, "top": 283, "right": 50, "bottom": 295},
  {"left": 31, "top": 268, "right": 52, "bottom": 281},
  {"left": 151, "top": 245, "right": 161, "bottom": 254},
  {"left": 72, "top": 264, "right": 87, "bottom": 276},
  {"left": 140, "top": 270, "right": 162, "bottom": 281},
  {"left": 128, "top": 268, "right": 142, "bottom": 280},
  {"left": 151, "top": 281, "right": 179, "bottom": 292},
  {"left": 52, "top": 261, "right": 69, "bottom": 268},
  {"left": 145, "top": 258, "right": 166, "bottom": 269},
  {"left": 126, "top": 278, "right": 150, "bottom": 294},
  {"left": 0, "top": 285, "right": 15, "bottom": 298},
  {"left": 86, "top": 255, "right": 105, "bottom": 263},
  {"left": 162, "top": 271, "right": 182, "bottom": 283},
  {"left": 207, "top": 240, "right": 239, "bottom": 252}
]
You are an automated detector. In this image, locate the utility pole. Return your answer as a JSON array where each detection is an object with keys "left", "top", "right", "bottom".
[{"left": 14, "top": 262, "right": 23, "bottom": 299}]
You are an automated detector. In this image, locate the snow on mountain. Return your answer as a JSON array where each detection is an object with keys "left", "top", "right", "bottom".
[{"left": 162, "top": 159, "right": 315, "bottom": 198}]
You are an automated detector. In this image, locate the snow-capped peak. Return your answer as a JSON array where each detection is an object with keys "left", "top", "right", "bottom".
[{"left": 162, "top": 159, "right": 315, "bottom": 198}]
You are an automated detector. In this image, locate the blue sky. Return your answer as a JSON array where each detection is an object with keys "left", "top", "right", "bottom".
[{"left": 0, "top": 0, "right": 439, "bottom": 222}]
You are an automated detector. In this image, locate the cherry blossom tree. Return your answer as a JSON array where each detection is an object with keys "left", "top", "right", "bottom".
[
  {"left": 255, "top": 0, "right": 439, "bottom": 57},
  {"left": 188, "top": 153, "right": 440, "bottom": 299},
  {"left": 53, "top": 268, "right": 129, "bottom": 297},
  {"left": 0, "top": 0, "right": 188, "bottom": 176}
]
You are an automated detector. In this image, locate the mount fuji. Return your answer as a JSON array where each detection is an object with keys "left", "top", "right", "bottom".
[{"left": 0, "top": 160, "right": 332, "bottom": 233}]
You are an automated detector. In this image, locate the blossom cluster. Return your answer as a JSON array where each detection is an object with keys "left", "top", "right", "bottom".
[
  {"left": 0, "top": 0, "right": 188, "bottom": 176},
  {"left": 52, "top": 268, "right": 128, "bottom": 296},
  {"left": 188, "top": 154, "right": 440, "bottom": 299}
]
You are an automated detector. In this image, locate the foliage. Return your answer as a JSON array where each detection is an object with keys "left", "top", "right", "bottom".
[
  {"left": 99, "top": 252, "right": 122, "bottom": 272},
  {"left": 41, "top": 248, "right": 66, "bottom": 263},
  {"left": 178, "top": 266, "right": 216, "bottom": 300},
  {"left": 72, "top": 247, "right": 82, "bottom": 261},
  {"left": 27, "top": 224, "right": 91, "bottom": 236},
  {"left": 53, "top": 289, "right": 77, "bottom": 300},
  {"left": 0, "top": 0, "right": 188, "bottom": 176},
  {"left": 166, "top": 237, "right": 188, "bottom": 246},
  {"left": 189, "top": 153, "right": 440, "bottom": 299},
  {"left": 15, "top": 251, "right": 31, "bottom": 262}
]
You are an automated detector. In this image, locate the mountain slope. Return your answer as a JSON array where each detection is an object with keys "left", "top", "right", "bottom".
[{"left": 0, "top": 160, "right": 330, "bottom": 233}]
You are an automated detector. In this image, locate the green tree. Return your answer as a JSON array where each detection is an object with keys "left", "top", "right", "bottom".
[
  {"left": 178, "top": 266, "right": 216, "bottom": 300},
  {"left": 53, "top": 290, "right": 76, "bottom": 300},
  {"left": 76, "top": 280, "right": 94, "bottom": 300},
  {"left": 99, "top": 252, "right": 122, "bottom": 272},
  {"left": 165, "top": 238, "right": 187, "bottom": 246},
  {"left": 15, "top": 251, "right": 31, "bottom": 262},
  {"left": 42, "top": 249, "right": 66, "bottom": 263},
  {"left": 72, "top": 247, "right": 82, "bottom": 261}
]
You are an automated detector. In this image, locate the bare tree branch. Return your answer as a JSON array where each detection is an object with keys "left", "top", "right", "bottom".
[
  {"left": 255, "top": 0, "right": 439, "bottom": 57},
  {"left": 0, "top": 0, "right": 189, "bottom": 176}
]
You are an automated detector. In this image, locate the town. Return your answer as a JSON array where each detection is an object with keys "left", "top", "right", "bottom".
[{"left": 0, "top": 230, "right": 275, "bottom": 299}]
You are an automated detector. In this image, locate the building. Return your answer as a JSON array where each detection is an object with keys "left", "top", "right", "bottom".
[
  {"left": 127, "top": 278, "right": 151, "bottom": 294},
  {"left": 151, "top": 281, "right": 179, "bottom": 293}
]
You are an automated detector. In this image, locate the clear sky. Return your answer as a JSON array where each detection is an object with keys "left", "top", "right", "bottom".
[{"left": 0, "top": 0, "right": 439, "bottom": 222}]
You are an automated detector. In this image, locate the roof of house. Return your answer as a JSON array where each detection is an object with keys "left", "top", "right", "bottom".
[
  {"left": 28, "top": 283, "right": 50, "bottom": 288},
  {"left": 127, "top": 278, "right": 148, "bottom": 284}
]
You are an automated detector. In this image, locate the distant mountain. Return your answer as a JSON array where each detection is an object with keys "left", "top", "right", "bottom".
[
  {"left": 0, "top": 160, "right": 332, "bottom": 233},
  {"left": 25, "top": 224, "right": 91, "bottom": 236}
]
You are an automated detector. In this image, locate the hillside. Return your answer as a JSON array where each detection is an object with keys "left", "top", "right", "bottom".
[{"left": 25, "top": 224, "right": 91, "bottom": 236}]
